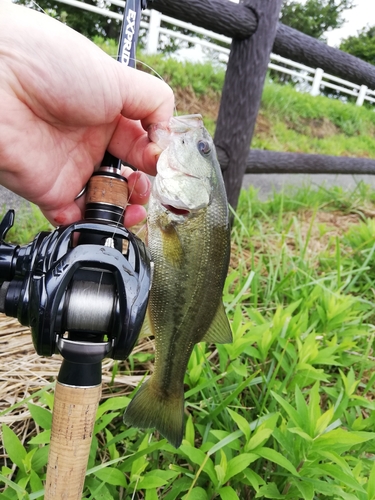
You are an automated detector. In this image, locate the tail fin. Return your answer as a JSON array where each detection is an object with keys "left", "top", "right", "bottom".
[{"left": 124, "top": 379, "right": 184, "bottom": 448}]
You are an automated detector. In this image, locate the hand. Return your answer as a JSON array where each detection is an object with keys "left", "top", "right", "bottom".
[{"left": 0, "top": 2, "right": 174, "bottom": 227}]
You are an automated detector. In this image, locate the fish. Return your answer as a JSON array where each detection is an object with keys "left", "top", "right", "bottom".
[{"left": 124, "top": 114, "right": 232, "bottom": 448}]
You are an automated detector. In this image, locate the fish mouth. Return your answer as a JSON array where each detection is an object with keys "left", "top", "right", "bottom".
[{"left": 162, "top": 204, "right": 191, "bottom": 216}]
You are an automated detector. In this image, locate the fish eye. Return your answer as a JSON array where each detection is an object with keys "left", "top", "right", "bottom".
[{"left": 197, "top": 140, "right": 211, "bottom": 156}]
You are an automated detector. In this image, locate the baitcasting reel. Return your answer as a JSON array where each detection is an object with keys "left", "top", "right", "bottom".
[{"left": 0, "top": 165, "right": 152, "bottom": 368}]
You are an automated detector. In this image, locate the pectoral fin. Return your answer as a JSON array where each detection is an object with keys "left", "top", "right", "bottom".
[
  {"left": 160, "top": 223, "right": 184, "bottom": 267},
  {"left": 202, "top": 302, "right": 232, "bottom": 344}
]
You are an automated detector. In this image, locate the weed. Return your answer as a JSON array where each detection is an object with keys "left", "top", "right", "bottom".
[{"left": 0, "top": 205, "right": 53, "bottom": 246}]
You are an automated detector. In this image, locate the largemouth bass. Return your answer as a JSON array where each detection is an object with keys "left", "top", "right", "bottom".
[{"left": 124, "top": 114, "right": 232, "bottom": 448}]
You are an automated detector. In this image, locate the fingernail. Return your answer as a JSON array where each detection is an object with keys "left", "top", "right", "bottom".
[
  {"left": 150, "top": 142, "right": 163, "bottom": 157},
  {"left": 136, "top": 174, "right": 150, "bottom": 196}
]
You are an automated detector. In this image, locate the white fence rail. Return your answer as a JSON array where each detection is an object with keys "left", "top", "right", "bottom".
[{"left": 45, "top": 0, "right": 375, "bottom": 106}]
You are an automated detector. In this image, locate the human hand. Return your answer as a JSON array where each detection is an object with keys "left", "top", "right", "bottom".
[{"left": 0, "top": 2, "right": 174, "bottom": 227}]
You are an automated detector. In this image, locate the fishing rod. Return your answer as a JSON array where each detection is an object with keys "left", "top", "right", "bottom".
[
  {"left": 0, "top": 1, "right": 150, "bottom": 498},
  {"left": 101, "top": 0, "right": 147, "bottom": 172}
]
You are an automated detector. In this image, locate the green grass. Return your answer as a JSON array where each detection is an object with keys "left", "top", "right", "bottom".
[
  {"left": 252, "top": 117, "right": 375, "bottom": 157},
  {"left": 137, "top": 54, "right": 225, "bottom": 95},
  {"left": 2, "top": 183, "right": 375, "bottom": 499},
  {"left": 0, "top": 204, "right": 52, "bottom": 245},
  {"left": 261, "top": 82, "right": 375, "bottom": 137},
  {"left": 93, "top": 37, "right": 226, "bottom": 96},
  {"left": 254, "top": 82, "right": 375, "bottom": 157}
]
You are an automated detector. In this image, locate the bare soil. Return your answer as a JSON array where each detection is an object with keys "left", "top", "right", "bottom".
[{"left": 174, "top": 86, "right": 221, "bottom": 119}]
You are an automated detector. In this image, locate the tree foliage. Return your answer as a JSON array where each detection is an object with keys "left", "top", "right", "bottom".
[
  {"left": 280, "top": 0, "right": 355, "bottom": 41},
  {"left": 340, "top": 26, "right": 375, "bottom": 65},
  {"left": 271, "top": 0, "right": 355, "bottom": 90},
  {"left": 14, "top": 0, "right": 197, "bottom": 54},
  {"left": 14, "top": 0, "right": 124, "bottom": 39}
]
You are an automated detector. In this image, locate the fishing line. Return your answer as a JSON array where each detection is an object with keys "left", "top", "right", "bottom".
[
  {"left": 134, "top": 58, "right": 179, "bottom": 117},
  {"left": 108, "top": 52, "right": 179, "bottom": 116},
  {"left": 30, "top": 0, "right": 47, "bottom": 15},
  {"left": 133, "top": 222, "right": 147, "bottom": 238}
]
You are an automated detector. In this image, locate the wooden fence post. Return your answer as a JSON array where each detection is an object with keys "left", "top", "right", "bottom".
[{"left": 213, "top": 0, "right": 286, "bottom": 210}]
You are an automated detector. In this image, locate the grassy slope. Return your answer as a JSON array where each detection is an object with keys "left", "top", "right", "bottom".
[
  {"left": 257, "top": 83, "right": 375, "bottom": 157},
  {"left": 135, "top": 50, "right": 375, "bottom": 158}
]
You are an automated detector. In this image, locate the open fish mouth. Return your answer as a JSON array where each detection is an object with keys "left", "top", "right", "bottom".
[{"left": 162, "top": 204, "right": 191, "bottom": 216}]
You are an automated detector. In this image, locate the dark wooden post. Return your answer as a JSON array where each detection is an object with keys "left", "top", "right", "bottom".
[
  {"left": 274, "top": 24, "right": 375, "bottom": 89},
  {"left": 151, "top": 0, "right": 257, "bottom": 38},
  {"left": 214, "top": 0, "right": 283, "bottom": 210},
  {"left": 245, "top": 149, "right": 375, "bottom": 175}
]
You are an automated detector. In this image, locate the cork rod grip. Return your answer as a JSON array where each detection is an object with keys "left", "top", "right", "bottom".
[
  {"left": 44, "top": 382, "right": 102, "bottom": 500},
  {"left": 86, "top": 175, "right": 129, "bottom": 208}
]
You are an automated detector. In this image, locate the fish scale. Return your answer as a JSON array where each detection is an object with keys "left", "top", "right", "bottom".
[{"left": 124, "top": 114, "right": 232, "bottom": 447}]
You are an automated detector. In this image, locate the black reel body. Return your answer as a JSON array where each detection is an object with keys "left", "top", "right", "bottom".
[{"left": 0, "top": 210, "right": 151, "bottom": 362}]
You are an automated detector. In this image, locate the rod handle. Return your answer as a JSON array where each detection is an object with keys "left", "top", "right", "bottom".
[
  {"left": 45, "top": 382, "right": 102, "bottom": 500},
  {"left": 86, "top": 174, "right": 129, "bottom": 208}
]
